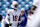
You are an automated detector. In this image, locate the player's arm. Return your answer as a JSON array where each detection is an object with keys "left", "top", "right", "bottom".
[
  {"left": 17, "top": 15, "right": 21, "bottom": 27},
  {"left": 5, "top": 14, "right": 10, "bottom": 24},
  {"left": 31, "top": 0, "right": 39, "bottom": 10},
  {"left": 31, "top": 5, "right": 37, "bottom": 14},
  {"left": 30, "top": 0, "right": 39, "bottom": 14},
  {"left": 30, "top": 4, "right": 37, "bottom": 14}
]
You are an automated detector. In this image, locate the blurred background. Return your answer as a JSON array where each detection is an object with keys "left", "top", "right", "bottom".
[{"left": 0, "top": 0, "right": 33, "bottom": 27}]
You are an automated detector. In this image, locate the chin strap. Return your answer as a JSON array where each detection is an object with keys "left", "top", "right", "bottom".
[{"left": 12, "top": 8, "right": 17, "bottom": 11}]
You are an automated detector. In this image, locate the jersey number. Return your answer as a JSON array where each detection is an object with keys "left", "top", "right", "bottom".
[{"left": 13, "top": 15, "right": 18, "bottom": 21}]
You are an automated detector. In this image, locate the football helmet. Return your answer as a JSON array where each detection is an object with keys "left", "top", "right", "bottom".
[{"left": 11, "top": 1, "right": 18, "bottom": 9}]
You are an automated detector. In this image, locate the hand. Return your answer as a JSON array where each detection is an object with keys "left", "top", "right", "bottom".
[
  {"left": 20, "top": 20, "right": 22, "bottom": 23},
  {"left": 9, "top": 23, "right": 12, "bottom": 26}
]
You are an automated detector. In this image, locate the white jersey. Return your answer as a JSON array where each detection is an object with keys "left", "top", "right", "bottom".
[
  {"left": 27, "top": 14, "right": 33, "bottom": 27},
  {"left": 5, "top": 9, "right": 21, "bottom": 27},
  {"left": 1, "top": 16, "right": 6, "bottom": 27},
  {"left": 30, "top": 0, "right": 40, "bottom": 27}
]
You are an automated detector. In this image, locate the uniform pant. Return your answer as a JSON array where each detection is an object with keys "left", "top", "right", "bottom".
[
  {"left": 9, "top": 23, "right": 17, "bottom": 27},
  {"left": 1, "top": 23, "right": 5, "bottom": 27}
]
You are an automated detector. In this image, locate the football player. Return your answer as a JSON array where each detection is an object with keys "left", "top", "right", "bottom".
[
  {"left": 1, "top": 14, "right": 6, "bottom": 27},
  {"left": 30, "top": 0, "right": 40, "bottom": 27},
  {"left": 5, "top": 1, "right": 21, "bottom": 27}
]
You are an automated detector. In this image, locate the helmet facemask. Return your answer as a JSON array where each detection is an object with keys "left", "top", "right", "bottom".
[
  {"left": 11, "top": 1, "right": 18, "bottom": 10},
  {"left": 14, "top": 4, "right": 18, "bottom": 10}
]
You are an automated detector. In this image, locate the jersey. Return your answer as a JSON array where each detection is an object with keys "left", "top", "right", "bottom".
[
  {"left": 1, "top": 14, "right": 6, "bottom": 27},
  {"left": 27, "top": 14, "right": 33, "bottom": 27},
  {"left": 5, "top": 9, "right": 21, "bottom": 26},
  {"left": 30, "top": 0, "right": 40, "bottom": 27}
]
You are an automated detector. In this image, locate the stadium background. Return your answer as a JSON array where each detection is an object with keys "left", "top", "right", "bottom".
[{"left": 0, "top": 0, "right": 33, "bottom": 27}]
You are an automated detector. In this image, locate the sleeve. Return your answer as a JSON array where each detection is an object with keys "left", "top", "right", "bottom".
[
  {"left": 5, "top": 11, "right": 10, "bottom": 24},
  {"left": 5, "top": 14, "right": 10, "bottom": 24}
]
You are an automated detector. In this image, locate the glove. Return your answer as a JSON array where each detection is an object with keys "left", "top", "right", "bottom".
[{"left": 9, "top": 23, "right": 12, "bottom": 26}]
